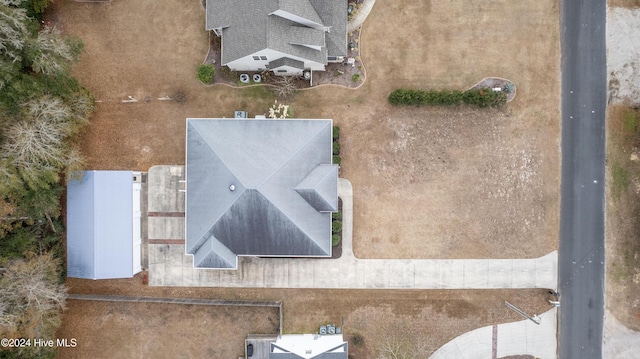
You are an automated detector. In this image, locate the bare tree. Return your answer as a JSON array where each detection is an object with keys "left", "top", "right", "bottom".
[
  {"left": 2, "top": 96, "right": 75, "bottom": 169},
  {"left": 0, "top": 252, "right": 67, "bottom": 339},
  {"left": 271, "top": 75, "right": 300, "bottom": 98},
  {"left": 29, "top": 26, "right": 82, "bottom": 76},
  {"left": 376, "top": 336, "right": 429, "bottom": 359}
]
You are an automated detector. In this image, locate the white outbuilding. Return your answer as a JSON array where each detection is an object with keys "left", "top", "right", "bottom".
[{"left": 66, "top": 171, "right": 142, "bottom": 279}]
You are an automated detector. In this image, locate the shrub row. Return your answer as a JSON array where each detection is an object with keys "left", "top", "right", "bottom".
[
  {"left": 388, "top": 88, "right": 507, "bottom": 108},
  {"left": 332, "top": 125, "right": 341, "bottom": 165}
]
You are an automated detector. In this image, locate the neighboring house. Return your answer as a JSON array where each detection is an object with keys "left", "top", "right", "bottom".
[
  {"left": 66, "top": 171, "right": 143, "bottom": 279},
  {"left": 270, "top": 334, "right": 348, "bottom": 359},
  {"left": 185, "top": 118, "right": 338, "bottom": 269},
  {"left": 206, "top": 0, "right": 348, "bottom": 75},
  {"left": 245, "top": 333, "right": 348, "bottom": 359}
]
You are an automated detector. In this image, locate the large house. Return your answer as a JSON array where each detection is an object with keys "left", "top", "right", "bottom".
[
  {"left": 206, "top": 0, "right": 348, "bottom": 75},
  {"left": 185, "top": 118, "right": 338, "bottom": 269}
]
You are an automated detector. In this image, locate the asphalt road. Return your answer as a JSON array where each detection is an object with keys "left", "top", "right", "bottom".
[{"left": 558, "top": 0, "right": 607, "bottom": 358}]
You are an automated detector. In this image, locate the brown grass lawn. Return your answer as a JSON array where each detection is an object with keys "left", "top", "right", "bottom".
[
  {"left": 57, "top": 277, "right": 553, "bottom": 358},
  {"left": 54, "top": 0, "right": 560, "bottom": 260},
  {"left": 605, "top": 105, "right": 640, "bottom": 331},
  {"left": 51, "top": 0, "right": 561, "bottom": 356}
]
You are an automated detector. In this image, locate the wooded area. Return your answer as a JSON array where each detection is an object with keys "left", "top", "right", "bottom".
[{"left": 0, "top": 1, "right": 93, "bottom": 357}]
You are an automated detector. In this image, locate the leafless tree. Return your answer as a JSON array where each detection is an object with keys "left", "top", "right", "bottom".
[
  {"left": 0, "top": 252, "right": 67, "bottom": 341},
  {"left": 271, "top": 75, "right": 300, "bottom": 98},
  {"left": 376, "top": 336, "right": 430, "bottom": 359},
  {"left": 1, "top": 96, "right": 78, "bottom": 170},
  {"left": 29, "top": 26, "right": 81, "bottom": 76}
]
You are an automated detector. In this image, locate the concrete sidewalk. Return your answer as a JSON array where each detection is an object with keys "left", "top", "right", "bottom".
[
  {"left": 147, "top": 165, "right": 557, "bottom": 289},
  {"left": 430, "top": 308, "right": 558, "bottom": 359},
  {"left": 348, "top": 0, "right": 376, "bottom": 33}
]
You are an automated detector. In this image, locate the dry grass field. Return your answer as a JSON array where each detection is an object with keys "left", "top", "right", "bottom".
[
  {"left": 605, "top": 105, "right": 640, "bottom": 332},
  {"left": 57, "top": 276, "right": 553, "bottom": 358},
  {"left": 53, "top": 0, "right": 560, "bottom": 260},
  {"left": 50, "top": 0, "right": 561, "bottom": 356}
]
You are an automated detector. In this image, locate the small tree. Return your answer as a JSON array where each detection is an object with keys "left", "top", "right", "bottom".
[{"left": 197, "top": 64, "right": 215, "bottom": 84}]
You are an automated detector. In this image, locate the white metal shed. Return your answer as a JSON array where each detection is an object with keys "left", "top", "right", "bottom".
[{"left": 66, "top": 171, "right": 142, "bottom": 279}]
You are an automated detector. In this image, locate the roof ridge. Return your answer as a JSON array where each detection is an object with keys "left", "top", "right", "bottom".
[
  {"left": 255, "top": 188, "right": 326, "bottom": 255},
  {"left": 187, "top": 121, "right": 247, "bottom": 254},
  {"left": 256, "top": 120, "right": 330, "bottom": 188}
]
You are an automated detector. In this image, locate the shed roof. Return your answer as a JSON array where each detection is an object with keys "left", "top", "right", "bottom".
[
  {"left": 186, "top": 119, "right": 338, "bottom": 269},
  {"left": 66, "top": 171, "right": 135, "bottom": 280}
]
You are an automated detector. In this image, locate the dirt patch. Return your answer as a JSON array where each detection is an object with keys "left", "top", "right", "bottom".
[{"left": 58, "top": 276, "right": 553, "bottom": 358}]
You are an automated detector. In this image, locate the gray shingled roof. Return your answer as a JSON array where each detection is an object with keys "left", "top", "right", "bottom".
[
  {"left": 186, "top": 119, "right": 338, "bottom": 269},
  {"left": 269, "top": 57, "right": 305, "bottom": 70},
  {"left": 310, "top": 0, "right": 348, "bottom": 57},
  {"left": 207, "top": 0, "right": 347, "bottom": 65}
]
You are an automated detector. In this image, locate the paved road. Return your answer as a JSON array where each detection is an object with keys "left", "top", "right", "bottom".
[{"left": 558, "top": 0, "right": 607, "bottom": 358}]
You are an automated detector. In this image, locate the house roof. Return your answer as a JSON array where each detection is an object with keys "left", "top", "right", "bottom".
[
  {"left": 186, "top": 119, "right": 338, "bottom": 269},
  {"left": 269, "top": 57, "right": 306, "bottom": 70},
  {"left": 270, "top": 334, "right": 348, "bottom": 359},
  {"left": 66, "top": 171, "right": 135, "bottom": 280},
  {"left": 207, "top": 0, "right": 347, "bottom": 65}
]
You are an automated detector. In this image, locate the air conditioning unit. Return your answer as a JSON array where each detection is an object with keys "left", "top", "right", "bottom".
[{"left": 132, "top": 172, "right": 142, "bottom": 183}]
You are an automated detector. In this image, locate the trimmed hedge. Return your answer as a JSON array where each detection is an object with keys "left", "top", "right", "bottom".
[
  {"left": 332, "top": 155, "right": 341, "bottom": 165},
  {"left": 388, "top": 88, "right": 507, "bottom": 108},
  {"left": 332, "top": 220, "right": 343, "bottom": 233},
  {"left": 332, "top": 234, "right": 341, "bottom": 246},
  {"left": 332, "top": 211, "right": 342, "bottom": 221},
  {"left": 333, "top": 142, "right": 341, "bottom": 155},
  {"left": 333, "top": 126, "right": 340, "bottom": 140}
]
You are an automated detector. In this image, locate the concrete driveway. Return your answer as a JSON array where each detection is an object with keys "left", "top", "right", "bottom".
[
  {"left": 146, "top": 165, "right": 557, "bottom": 289},
  {"left": 430, "top": 308, "right": 557, "bottom": 359}
]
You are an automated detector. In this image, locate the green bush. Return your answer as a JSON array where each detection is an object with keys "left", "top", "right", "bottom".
[
  {"left": 333, "top": 126, "right": 340, "bottom": 139},
  {"left": 351, "top": 74, "right": 360, "bottom": 82},
  {"left": 332, "top": 211, "right": 342, "bottom": 221},
  {"left": 388, "top": 88, "right": 506, "bottom": 108},
  {"left": 332, "top": 234, "right": 341, "bottom": 246},
  {"left": 332, "top": 155, "right": 341, "bottom": 165},
  {"left": 21, "top": 0, "right": 52, "bottom": 20},
  {"left": 197, "top": 64, "right": 216, "bottom": 84},
  {"left": 332, "top": 220, "right": 343, "bottom": 233},
  {"left": 333, "top": 142, "right": 341, "bottom": 155}
]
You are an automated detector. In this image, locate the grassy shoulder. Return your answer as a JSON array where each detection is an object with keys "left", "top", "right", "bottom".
[{"left": 606, "top": 104, "right": 640, "bottom": 330}]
